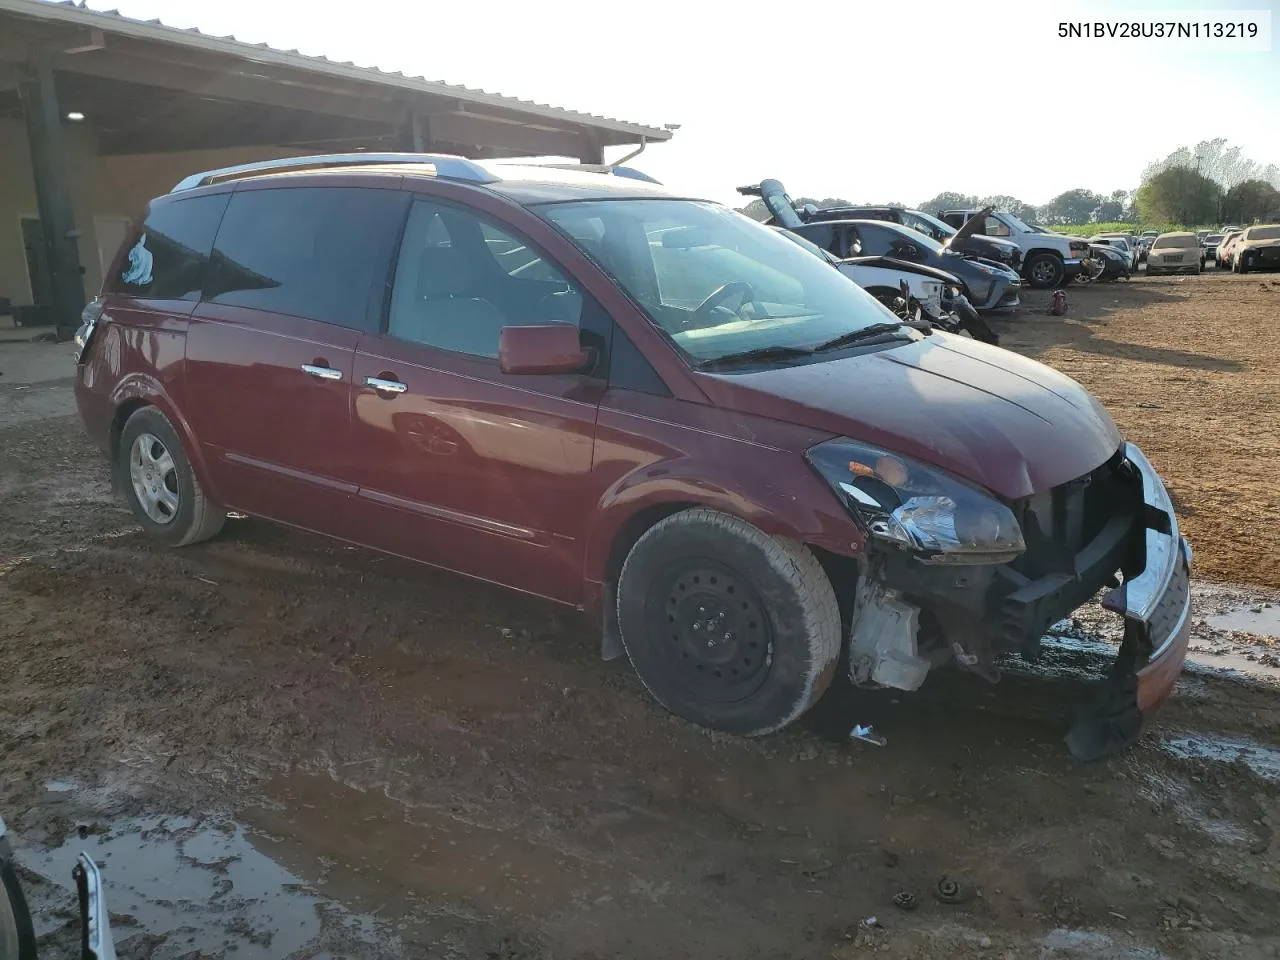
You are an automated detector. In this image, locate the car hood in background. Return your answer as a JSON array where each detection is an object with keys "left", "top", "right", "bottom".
[{"left": 695, "top": 335, "right": 1121, "bottom": 500}]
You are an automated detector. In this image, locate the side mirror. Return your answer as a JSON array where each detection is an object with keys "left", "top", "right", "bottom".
[{"left": 499, "top": 324, "right": 590, "bottom": 376}]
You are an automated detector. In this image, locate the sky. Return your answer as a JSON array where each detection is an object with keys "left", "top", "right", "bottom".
[{"left": 81, "top": 0, "right": 1280, "bottom": 208}]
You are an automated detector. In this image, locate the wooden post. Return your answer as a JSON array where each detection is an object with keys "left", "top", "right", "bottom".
[{"left": 19, "top": 57, "right": 85, "bottom": 339}]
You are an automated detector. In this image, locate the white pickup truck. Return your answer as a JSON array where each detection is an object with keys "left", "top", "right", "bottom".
[{"left": 939, "top": 209, "right": 1090, "bottom": 288}]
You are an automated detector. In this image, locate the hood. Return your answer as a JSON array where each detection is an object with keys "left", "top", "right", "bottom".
[
  {"left": 951, "top": 205, "right": 994, "bottom": 243},
  {"left": 696, "top": 336, "right": 1121, "bottom": 500}
]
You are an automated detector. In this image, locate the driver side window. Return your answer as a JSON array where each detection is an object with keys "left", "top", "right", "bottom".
[{"left": 388, "top": 200, "right": 583, "bottom": 359}]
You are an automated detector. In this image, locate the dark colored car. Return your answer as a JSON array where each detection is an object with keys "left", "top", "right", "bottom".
[
  {"left": 74, "top": 153, "right": 1191, "bottom": 759},
  {"left": 783, "top": 217, "right": 1022, "bottom": 311},
  {"left": 805, "top": 205, "right": 1022, "bottom": 271}
]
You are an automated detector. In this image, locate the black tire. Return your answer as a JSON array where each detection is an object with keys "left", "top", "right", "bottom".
[
  {"left": 1024, "top": 252, "right": 1065, "bottom": 289},
  {"left": 1235, "top": 257, "right": 1246, "bottom": 274},
  {"left": 0, "top": 859, "right": 37, "bottom": 960},
  {"left": 617, "top": 508, "right": 841, "bottom": 736},
  {"left": 117, "top": 406, "right": 225, "bottom": 546}
]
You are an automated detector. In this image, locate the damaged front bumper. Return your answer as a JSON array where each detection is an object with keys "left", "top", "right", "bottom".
[{"left": 847, "top": 442, "right": 1191, "bottom": 760}]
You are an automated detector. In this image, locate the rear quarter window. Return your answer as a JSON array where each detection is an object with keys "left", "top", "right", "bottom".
[
  {"left": 203, "top": 186, "right": 407, "bottom": 329},
  {"left": 109, "top": 194, "right": 229, "bottom": 300}
]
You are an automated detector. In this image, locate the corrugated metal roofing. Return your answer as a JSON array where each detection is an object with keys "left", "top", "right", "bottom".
[{"left": 0, "top": 0, "right": 674, "bottom": 141}]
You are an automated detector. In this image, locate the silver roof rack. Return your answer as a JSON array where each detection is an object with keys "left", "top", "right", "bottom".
[{"left": 169, "top": 152, "right": 497, "bottom": 193}]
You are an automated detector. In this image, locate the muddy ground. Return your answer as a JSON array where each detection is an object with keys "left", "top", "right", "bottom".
[{"left": 1, "top": 269, "right": 1279, "bottom": 960}]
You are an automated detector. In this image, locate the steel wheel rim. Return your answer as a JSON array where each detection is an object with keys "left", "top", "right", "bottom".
[
  {"left": 129, "top": 432, "right": 180, "bottom": 525},
  {"left": 650, "top": 560, "right": 774, "bottom": 704}
]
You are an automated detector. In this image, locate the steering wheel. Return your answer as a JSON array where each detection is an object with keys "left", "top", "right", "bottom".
[{"left": 689, "top": 281, "right": 764, "bottom": 328}]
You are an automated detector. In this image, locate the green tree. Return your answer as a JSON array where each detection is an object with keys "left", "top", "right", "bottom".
[
  {"left": 1040, "top": 189, "right": 1102, "bottom": 225},
  {"left": 1221, "top": 179, "right": 1280, "bottom": 224},
  {"left": 916, "top": 191, "right": 978, "bottom": 216},
  {"left": 1143, "top": 138, "right": 1279, "bottom": 191},
  {"left": 976, "top": 195, "right": 1039, "bottom": 222},
  {"left": 1096, "top": 189, "right": 1132, "bottom": 222},
  {"left": 1135, "top": 166, "right": 1222, "bottom": 225}
]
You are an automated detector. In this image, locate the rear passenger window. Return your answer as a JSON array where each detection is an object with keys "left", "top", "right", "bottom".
[
  {"left": 204, "top": 187, "right": 405, "bottom": 329},
  {"left": 112, "top": 194, "right": 228, "bottom": 300}
]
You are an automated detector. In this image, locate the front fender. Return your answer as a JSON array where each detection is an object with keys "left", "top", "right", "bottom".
[{"left": 583, "top": 451, "right": 866, "bottom": 591}]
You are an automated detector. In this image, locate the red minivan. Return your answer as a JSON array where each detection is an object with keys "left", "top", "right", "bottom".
[{"left": 74, "top": 154, "right": 1192, "bottom": 759}]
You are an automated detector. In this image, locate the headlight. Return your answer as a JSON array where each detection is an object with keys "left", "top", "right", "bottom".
[{"left": 807, "top": 439, "right": 1025, "bottom": 564}]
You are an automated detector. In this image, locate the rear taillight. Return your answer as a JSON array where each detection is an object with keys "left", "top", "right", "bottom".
[{"left": 73, "top": 299, "right": 104, "bottom": 365}]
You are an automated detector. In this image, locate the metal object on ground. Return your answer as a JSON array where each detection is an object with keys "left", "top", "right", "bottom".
[
  {"left": 934, "top": 876, "right": 965, "bottom": 904},
  {"left": 892, "top": 891, "right": 917, "bottom": 910},
  {"left": 850, "top": 724, "right": 887, "bottom": 747}
]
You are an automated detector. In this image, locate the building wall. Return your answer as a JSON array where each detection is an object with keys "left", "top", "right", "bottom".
[{"left": 1, "top": 118, "right": 304, "bottom": 309}]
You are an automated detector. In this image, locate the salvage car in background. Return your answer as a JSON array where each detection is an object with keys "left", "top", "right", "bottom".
[
  {"left": 1232, "top": 224, "right": 1280, "bottom": 273},
  {"left": 743, "top": 181, "right": 1021, "bottom": 312},
  {"left": 74, "top": 153, "right": 1191, "bottom": 762},
  {"left": 1216, "top": 230, "right": 1241, "bottom": 268},
  {"left": 1090, "top": 234, "right": 1139, "bottom": 272},
  {"left": 801, "top": 204, "right": 1022, "bottom": 272},
  {"left": 938, "top": 208, "right": 1089, "bottom": 289},
  {"left": 1145, "top": 232, "right": 1204, "bottom": 275},
  {"left": 1200, "top": 233, "right": 1224, "bottom": 266},
  {"left": 1079, "top": 242, "right": 1131, "bottom": 282}
]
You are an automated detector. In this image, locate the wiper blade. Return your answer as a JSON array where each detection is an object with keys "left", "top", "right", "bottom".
[
  {"left": 812, "top": 322, "right": 909, "bottom": 352},
  {"left": 695, "top": 345, "right": 813, "bottom": 369}
]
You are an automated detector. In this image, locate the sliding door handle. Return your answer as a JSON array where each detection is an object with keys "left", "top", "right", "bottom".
[
  {"left": 365, "top": 376, "right": 407, "bottom": 394},
  {"left": 301, "top": 363, "right": 343, "bottom": 381}
]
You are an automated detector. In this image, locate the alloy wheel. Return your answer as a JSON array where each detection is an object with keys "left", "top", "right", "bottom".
[{"left": 129, "top": 432, "right": 180, "bottom": 524}]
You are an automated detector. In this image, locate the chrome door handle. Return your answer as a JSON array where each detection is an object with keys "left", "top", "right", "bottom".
[
  {"left": 365, "top": 376, "right": 407, "bottom": 394},
  {"left": 301, "top": 364, "right": 342, "bottom": 381}
]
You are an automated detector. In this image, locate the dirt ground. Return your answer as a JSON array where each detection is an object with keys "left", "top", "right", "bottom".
[{"left": 1, "top": 269, "right": 1279, "bottom": 960}]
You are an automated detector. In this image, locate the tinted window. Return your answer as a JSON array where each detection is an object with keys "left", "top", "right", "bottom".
[
  {"left": 388, "top": 200, "right": 582, "bottom": 359},
  {"left": 112, "top": 194, "right": 228, "bottom": 300},
  {"left": 204, "top": 187, "right": 405, "bottom": 329}
]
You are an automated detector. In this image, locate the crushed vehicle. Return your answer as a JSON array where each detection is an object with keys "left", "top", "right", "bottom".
[
  {"left": 938, "top": 209, "right": 1090, "bottom": 288},
  {"left": 742, "top": 181, "right": 1021, "bottom": 312},
  {"left": 1078, "top": 242, "right": 1131, "bottom": 282},
  {"left": 1146, "top": 232, "right": 1204, "bottom": 275},
  {"left": 1232, "top": 223, "right": 1280, "bottom": 273},
  {"left": 1091, "top": 234, "right": 1139, "bottom": 272},
  {"left": 1217, "top": 230, "right": 1243, "bottom": 269},
  {"left": 798, "top": 204, "right": 1022, "bottom": 272},
  {"left": 74, "top": 153, "right": 1191, "bottom": 761}
]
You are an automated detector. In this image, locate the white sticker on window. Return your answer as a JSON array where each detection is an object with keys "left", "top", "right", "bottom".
[{"left": 121, "top": 232, "right": 154, "bottom": 286}]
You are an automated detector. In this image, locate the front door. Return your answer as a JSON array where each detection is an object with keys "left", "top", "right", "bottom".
[
  {"left": 349, "top": 197, "right": 607, "bottom": 603},
  {"left": 183, "top": 183, "right": 408, "bottom": 535}
]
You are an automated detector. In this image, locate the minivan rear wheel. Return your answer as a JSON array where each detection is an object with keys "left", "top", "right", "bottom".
[
  {"left": 117, "top": 406, "right": 225, "bottom": 546},
  {"left": 616, "top": 508, "right": 841, "bottom": 736}
]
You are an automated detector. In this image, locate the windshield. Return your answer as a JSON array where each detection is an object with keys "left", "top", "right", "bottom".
[
  {"left": 900, "top": 210, "right": 956, "bottom": 242},
  {"left": 539, "top": 199, "right": 898, "bottom": 364},
  {"left": 1204, "top": 235, "right": 1223, "bottom": 244},
  {"left": 1246, "top": 225, "right": 1280, "bottom": 241},
  {"left": 1154, "top": 234, "right": 1199, "bottom": 249}
]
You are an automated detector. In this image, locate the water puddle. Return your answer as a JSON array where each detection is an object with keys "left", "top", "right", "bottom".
[
  {"left": 19, "top": 813, "right": 385, "bottom": 958},
  {"left": 1159, "top": 733, "right": 1280, "bottom": 783},
  {"left": 1207, "top": 603, "right": 1280, "bottom": 639}
]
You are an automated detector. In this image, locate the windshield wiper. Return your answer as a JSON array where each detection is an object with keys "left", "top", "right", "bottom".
[
  {"left": 812, "top": 322, "right": 910, "bottom": 353},
  {"left": 695, "top": 345, "right": 814, "bottom": 370}
]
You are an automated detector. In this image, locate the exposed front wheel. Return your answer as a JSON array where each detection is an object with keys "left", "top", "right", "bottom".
[
  {"left": 117, "top": 406, "right": 225, "bottom": 546},
  {"left": 617, "top": 508, "right": 841, "bottom": 736},
  {"left": 1024, "top": 253, "right": 1065, "bottom": 289}
]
